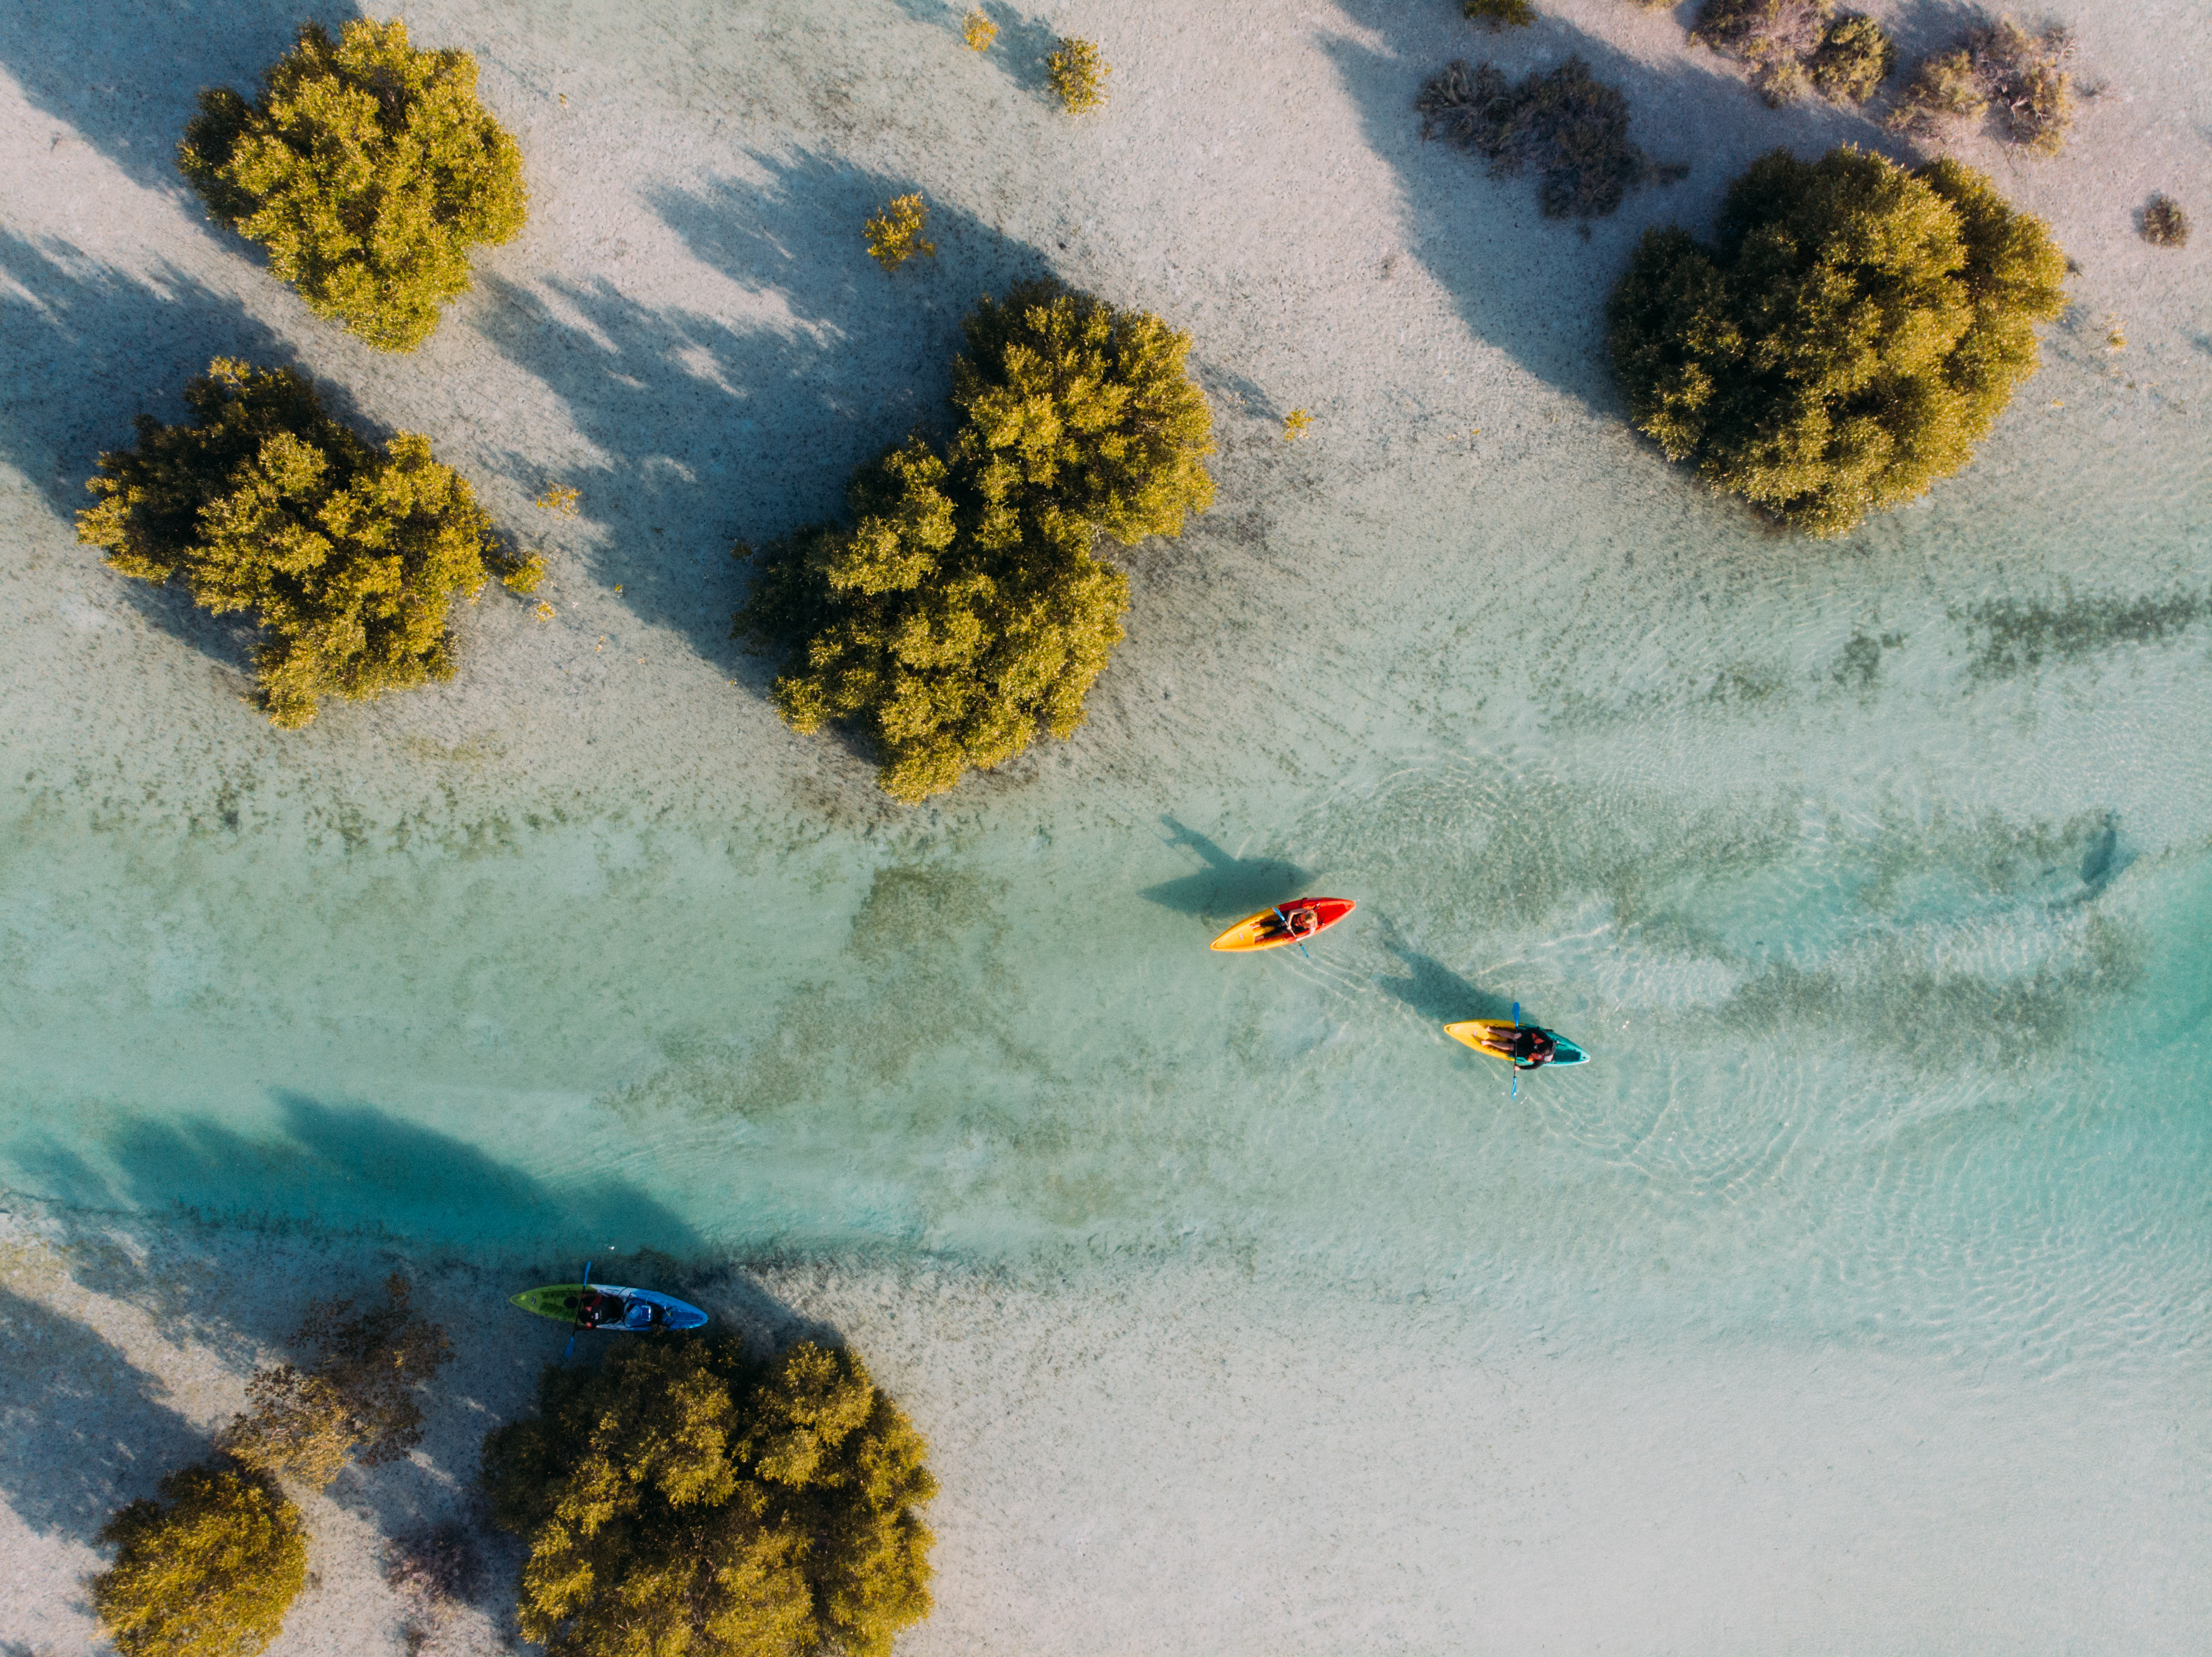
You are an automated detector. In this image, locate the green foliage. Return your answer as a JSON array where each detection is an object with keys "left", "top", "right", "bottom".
[
  {"left": 178, "top": 18, "right": 526, "bottom": 351},
  {"left": 1607, "top": 146, "right": 2068, "bottom": 536},
  {"left": 1464, "top": 0, "right": 1538, "bottom": 28},
  {"left": 1047, "top": 37, "right": 1109, "bottom": 113},
  {"left": 223, "top": 1274, "right": 455, "bottom": 1488},
  {"left": 864, "top": 195, "right": 935, "bottom": 272},
  {"left": 1808, "top": 14, "right": 1895, "bottom": 102},
  {"left": 1691, "top": 0, "right": 1892, "bottom": 104},
  {"left": 736, "top": 280, "right": 1213, "bottom": 802},
  {"left": 78, "top": 360, "right": 522, "bottom": 728},
  {"left": 1692, "top": 0, "right": 1824, "bottom": 102},
  {"left": 93, "top": 1463, "right": 307, "bottom": 1657},
  {"left": 2142, "top": 193, "right": 2190, "bottom": 248},
  {"left": 484, "top": 1337, "right": 936, "bottom": 1657},
  {"left": 1893, "top": 17, "right": 2074, "bottom": 154},
  {"left": 1896, "top": 47, "right": 1984, "bottom": 123},
  {"left": 1417, "top": 57, "right": 1685, "bottom": 219}
]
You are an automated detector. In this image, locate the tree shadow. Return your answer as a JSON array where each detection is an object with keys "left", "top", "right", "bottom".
[
  {"left": 0, "top": 1286, "right": 203, "bottom": 1544},
  {"left": 0, "top": 228, "right": 355, "bottom": 683},
  {"left": 3, "top": 1102, "right": 847, "bottom": 1618},
  {"left": 1370, "top": 910, "right": 1515, "bottom": 1025},
  {"left": 0, "top": 0, "right": 355, "bottom": 197},
  {"left": 1885, "top": 0, "right": 1999, "bottom": 73},
  {"left": 469, "top": 149, "right": 1050, "bottom": 683},
  {"left": 878, "top": 0, "right": 1061, "bottom": 96},
  {"left": 1137, "top": 816, "right": 1314, "bottom": 919},
  {"left": 13, "top": 1094, "right": 711, "bottom": 1326},
  {"left": 973, "top": 0, "right": 1063, "bottom": 97},
  {"left": 11, "top": 1095, "right": 845, "bottom": 1380},
  {"left": 1318, "top": 3, "right": 1911, "bottom": 414}
]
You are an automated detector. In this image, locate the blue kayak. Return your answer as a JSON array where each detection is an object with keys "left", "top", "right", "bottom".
[{"left": 511, "top": 1281, "right": 709, "bottom": 1331}]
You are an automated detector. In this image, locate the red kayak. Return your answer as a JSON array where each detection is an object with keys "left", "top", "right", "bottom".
[{"left": 1210, "top": 897, "right": 1356, "bottom": 952}]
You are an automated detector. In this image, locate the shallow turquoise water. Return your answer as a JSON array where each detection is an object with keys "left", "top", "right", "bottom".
[
  {"left": 5, "top": 431, "right": 2209, "bottom": 1379},
  {"left": 2, "top": 0, "right": 2209, "bottom": 1460}
]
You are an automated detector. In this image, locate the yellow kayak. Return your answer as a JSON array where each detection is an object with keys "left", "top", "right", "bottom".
[
  {"left": 1444, "top": 1019, "right": 1590, "bottom": 1066},
  {"left": 1210, "top": 897, "right": 1356, "bottom": 952}
]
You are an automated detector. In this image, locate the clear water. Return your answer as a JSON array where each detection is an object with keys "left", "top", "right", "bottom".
[
  {"left": 5, "top": 424, "right": 2207, "bottom": 1365},
  {"left": 1, "top": 0, "right": 2209, "bottom": 1637}
]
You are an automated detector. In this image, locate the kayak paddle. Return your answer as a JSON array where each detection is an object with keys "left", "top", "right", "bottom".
[{"left": 561, "top": 1259, "right": 592, "bottom": 1364}]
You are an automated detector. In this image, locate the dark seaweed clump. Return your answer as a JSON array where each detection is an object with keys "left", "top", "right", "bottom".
[
  {"left": 1962, "top": 590, "right": 2209, "bottom": 682},
  {"left": 1417, "top": 56, "right": 1687, "bottom": 218}
]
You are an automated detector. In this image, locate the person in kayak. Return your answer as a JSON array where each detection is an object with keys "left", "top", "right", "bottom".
[
  {"left": 1273, "top": 903, "right": 1321, "bottom": 940},
  {"left": 1504, "top": 1026, "right": 1557, "bottom": 1068},
  {"left": 577, "top": 1288, "right": 626, "bottom": 1327}
]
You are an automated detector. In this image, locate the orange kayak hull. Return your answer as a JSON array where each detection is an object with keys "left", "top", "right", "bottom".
[{"left": 1210, "top": 897, "right": 1356, "bottom": 952}]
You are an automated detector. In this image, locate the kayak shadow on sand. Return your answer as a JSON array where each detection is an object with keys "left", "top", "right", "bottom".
[
  {"left": 1370, "top": 912, "right": 1516, "bottom": 1028},
  {"left": 1138, "top": 817, "right": 1313, "bottom": 920}
]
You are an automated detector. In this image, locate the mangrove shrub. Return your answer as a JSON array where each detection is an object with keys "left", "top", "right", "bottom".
[
  {"left": 1891, "top": 19, "right": 2075, "bottom": 155},
  {"left": 1608, "top": 146, "right": 2067, "bottom": 536},
  {"left": 864, "top": 195, "right": 934, "bottom": 272},
  {"left": 1464, "top": 0, "right": 1537, "bottom": 28},
  {"left": 223, "top": 1274, "right": 454, "bottom": 1488},
  {"left": 179, "top": 18, "right": 526, "bottom": 351},
  {"left": 2142, "top": 193, "right": 2190, "bottom": 248},
  {"left": 1691, "top": 0, "right": 1895, "bottom": 105},
  {"left": 1048, "top": 38, "right": 1109, "bottom": 113},
  {"left": 736, "top": 279, "right": 1214, "bottom": 802},
  {"left": 484, "top": 1337, "right": 937, "bottom": 1657},
  {"left": 1417, "top": 57, "right": 1684, "bottom": 219},
  {"left": 92, "top": 1463, "right": 307, "bottom": 1657},
  {"left": 78, "top": 360, "right": 528, "bottom": 728}
]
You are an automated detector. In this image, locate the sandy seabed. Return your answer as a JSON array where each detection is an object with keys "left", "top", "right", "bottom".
[
  {"left": 2, "top": 0, "right": 2210, "bottom": 1651},
  {"left": 4, "top": 1206, "right": 2205, "bottom": 1655}
]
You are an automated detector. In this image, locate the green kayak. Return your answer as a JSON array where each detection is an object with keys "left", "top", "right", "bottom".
[{"left": 513, "top": 1283, "right": 589, "bottom": 1322}]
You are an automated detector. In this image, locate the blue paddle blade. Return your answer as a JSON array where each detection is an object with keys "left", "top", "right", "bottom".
[{"left": 1511, "top": 1002, "right": 1520, "bottom": 1024}]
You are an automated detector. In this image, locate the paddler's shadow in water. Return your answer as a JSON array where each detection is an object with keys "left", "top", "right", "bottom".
[
  {"left": 1139, "top": 816, "right": 1314, "bottom": 919},
  {"left": 1371, "top": 913, "right": 1515, "bottom": 1027}
]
